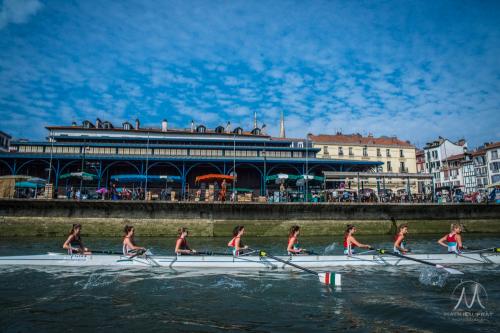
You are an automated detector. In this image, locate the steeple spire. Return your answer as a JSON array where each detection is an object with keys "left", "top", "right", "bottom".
[
  {"left": 279, "top": 111, "right": 286, "bottom": 138},
  {"left": 253, "top": 112, "right": 257, "bottom": 129}
]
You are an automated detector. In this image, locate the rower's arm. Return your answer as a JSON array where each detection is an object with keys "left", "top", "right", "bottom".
[
  {"left": 175, "top": 239, "right": 192, "bottom": 254},
  {"left": 124, "top": 238, "right": 145, "bottom": 251},
  {"left": 287, "top": 237, "right": 299, "bottom": 253},
  {"left": 456, "top": 234, "right": 463, "bottom": 249},
  {"left": 62, "top": 235, "right": 74, "bottom": 250},
  {"left": 351, "top": 237, "right": 370, "bottom": 249},
  {"left": 437, "top": 235, "right": 447, "bottom": 248},
  {"left": 394, "top": 236, "right": 405, "bottom": 252}
]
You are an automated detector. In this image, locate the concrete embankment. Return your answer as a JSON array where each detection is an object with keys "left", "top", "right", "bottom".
[{"left": 0, "top": 199, "right": 499, "bottom": 237}]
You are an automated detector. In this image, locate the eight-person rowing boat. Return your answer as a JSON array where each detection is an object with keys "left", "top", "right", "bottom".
[{"left": 1, "top": 223, "right": 499, "bottom": 277}]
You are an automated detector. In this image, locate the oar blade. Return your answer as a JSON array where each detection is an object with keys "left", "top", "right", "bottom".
[
  {"left": 318, "top": 272, "right": 341, "bottom": 286},
  {"left": 436, "top": 265, "right": 464, "bottom": 275}
]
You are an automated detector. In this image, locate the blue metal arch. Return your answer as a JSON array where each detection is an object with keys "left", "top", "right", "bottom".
[
  {"left": 185, "top": 162, "right": 222, "bottom": 178},
  {"left": 0, "top": 159, "right": 14, "bottom": 174},
  {"left": 59, "top": 160, "right": 81, "bottom": 175},
  {"left": 308, "top": 163, "right": 337, "bottom": 173},
  {"left": 265, "top": 163, "right": 301, "bottom": 177},
  {"left": 226, "top": 163, "right": 263, "bottom": 177},
  {"left": 101, "top": 160, "right": 141, "bottom": 176},
  {"left": 15, "top": 159, "right": 57, "bottom": 176},
  {"left": 146, "top": 161, "right": 182, "bottom": 176}
]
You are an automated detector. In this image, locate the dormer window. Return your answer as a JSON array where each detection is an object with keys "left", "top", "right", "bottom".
[
  {"left": 196, "top": 125, "right": 207, "bottom": 133},
  {"left": 123, "top": 122, "right": 132, "bottom": 130},
  {"left": 82, "top": 120, "right": 95, "bottom": 129},
  {"left": 215, "top": 126, "right": 225, "bottom": 134},
  {"left": 103, "top": 121, "right": 114, "bottom": 129},
  {"left": 251, "top": 128, "right": 261, "bottom": 135},
  {"left": 233, "top": 127, "right": 243, "bottom": 135}
]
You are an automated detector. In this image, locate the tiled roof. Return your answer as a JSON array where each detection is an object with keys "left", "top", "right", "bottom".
[
  {"left": 446, "top": 153, "right": 465, "bottom": 161},
  {"left": 484, "top": 142, "right": 500, "bottom": 150},
  {"left": 308, "top": 133, "right": 414, "bottom": 148}
]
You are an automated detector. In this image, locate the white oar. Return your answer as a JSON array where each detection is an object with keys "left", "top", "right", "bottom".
[
  {"left": 378, "top": 249, "right": 463, "bottom": 275},
  {"left": 259, "top": 250, "right": 341, "bottom": 286}
]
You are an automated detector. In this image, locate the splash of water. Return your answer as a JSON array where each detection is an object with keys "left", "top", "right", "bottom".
[
  {"left": 81, "top": 273, "right": 116, "bottom": 290},
  {"left": 323, "top": 242, "right": 337, "bottom": 254},
  {"left": 418, "top": 268, "right": 449, "bottom": 288}
]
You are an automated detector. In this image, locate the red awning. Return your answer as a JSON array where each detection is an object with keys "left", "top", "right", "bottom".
[{"left": 195, "top": 174, "right": 235, "bottom": 184}]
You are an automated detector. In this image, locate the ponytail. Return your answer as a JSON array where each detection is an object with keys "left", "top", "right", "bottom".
[
  {"left": 289, "top": 225, "right": 300, "bottom": 238},
  {"left": 178, "top": 227, "right": 188, "bottom": 237},
  {"left": 233, "top": 225, "right": 245, "bottom": 236},
  {"left": 123, "top": 225, "right": 134, "bottom": 236},
  {"left": 396, "top": 224, "right": 408, "bottom": 235},
  {"left": 344, "top": 224, "right": 355, "bottom": 238},
  {"left": 69, "top": 223, "right": 82, "bottom": 236}
]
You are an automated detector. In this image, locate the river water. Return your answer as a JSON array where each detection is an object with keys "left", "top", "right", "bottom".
[{"left": 0, "top": 234, "right": 499, "bottom": 332}]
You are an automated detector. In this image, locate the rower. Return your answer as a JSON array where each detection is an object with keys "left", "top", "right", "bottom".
[
  {"left": 287, "top": 225, "right": 306, "bottom": 255},
  {"left": 393, "top": 224, "right": 409, "bottom": 254},
  {"left": 343, "top": 224, "right": 371, "bottom": 256},
  {"left": 63, "top": 224, "right": 91, "bottom": 255},
  {"left": 438, "top": 224, "right": 463, "bottom": 254},
  {"left": 122, "top": 225, "right": 146, "bottom": 256},
  {"left": 175, "top": 227, "right": 196, "bottom": 255},
  {"left": 228, "top": 225, "right": 248, "bottom": 256}
]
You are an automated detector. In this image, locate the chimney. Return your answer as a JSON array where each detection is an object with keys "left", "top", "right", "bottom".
[
  {"left": 261, "top": 124, "right": 267, "bottom": 135},
  {"left": 191, "top": 120, "right": 195, "bottom": 132},
  {"left": 161, "top": 119, "right": 168, "bottom": 132},
  {"left": 279, "top": 111, "right": 286, "bottom": 138},
  {"left": 225, "top": 121, "right": 231, "bottom": 133},
  {"left": 96, "top": 118, "right": 102, "bottom": 128},
  {"left": 135, "top": 119, "right": 140, "bottom": 130}
]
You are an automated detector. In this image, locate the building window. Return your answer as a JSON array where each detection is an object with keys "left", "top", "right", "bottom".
[
  {"left": 400, "top": 149, "right": 404, "bottom": 157},
  {"left": 377, "top": 148, "right": 381, "bottom": 157},
  {"left": 363, "top": 146, "right": 368, "bottom": 157},
  {"left": 338, "top": 147, "right": 343, "bottom": 156},
  {"left": 427, "top": 151, "right": 431, "bottom": 160},
  {"left": 492, "top": 150, "right": 499, "bottom": 160},
  {"left": 323, "top": 146, "right": 329, "bottom": 155},
  {"left": 387, "top": 161, "right": 392, "bottom": 172},
  {"left": 349, "top": 147, "right": 354, "bottom": 156},
  {"left": 386, "top": 149, "right": 391, "bottom": 157},
  {"left": 400, "top": 162, "right": 406, "bottom": 173}
]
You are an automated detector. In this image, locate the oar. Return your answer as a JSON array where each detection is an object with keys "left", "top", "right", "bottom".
[
  {"left": 196, "top": 251, "right": 233, "bottom": 256},
  {"left": 462, "top": 247, "right": 500, "bottom": 254},
  {"left": 259, "top": 250, "right": 341, "bottom": 286},
  {"left": 378, "top": 249, "right": 463, "bottom": 275},
  {"left": 91, "top": 250, "right": 123, "bottom": 255}
]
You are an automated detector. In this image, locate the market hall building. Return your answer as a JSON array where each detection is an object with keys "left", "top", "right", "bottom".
[{"left": 0, "top": 118, "right": 382, "bottom": 199}]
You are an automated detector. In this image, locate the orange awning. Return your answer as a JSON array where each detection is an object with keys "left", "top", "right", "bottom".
[{"left": 195, "top": 174, "right": 235, "bottom": 184}]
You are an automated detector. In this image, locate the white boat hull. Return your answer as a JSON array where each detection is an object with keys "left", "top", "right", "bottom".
[{"left": 0, "top": 252, "right": 498, "bottom": 268}]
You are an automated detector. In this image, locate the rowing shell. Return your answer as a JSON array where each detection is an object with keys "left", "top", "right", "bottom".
[{"left": 0, "top": 252, "right": 498, "bottom": 268}]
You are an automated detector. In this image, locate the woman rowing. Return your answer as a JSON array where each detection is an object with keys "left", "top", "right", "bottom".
[
  {"left": 63, "top": 224, "right": 91, "bottom": 254},
  {"left": 343, "top": 224, "right": 371, "bottom": 255},
  {"left": 393, "top": 224, "right": 409, "bottom": 254},
  {"left": 228, "top": 225, "right": 248, "bottom": 256},
  {"left": 175, "top": 227, "right": 196, "bottom": 255},
  {"left": 122, "top": 225, "right": 146, "bottom": 256},
  {"left": 287, "top": 225, "right": 307, "bottom": 255},
  {"left": 438, "top": 224, "right": 463, "bottom": 254}
]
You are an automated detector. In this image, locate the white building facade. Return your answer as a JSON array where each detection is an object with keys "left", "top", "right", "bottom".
[
  {"left": 485, "top": 143, "right": 500, "bottom": 184},
  {"left": 424, "top": 137, "right": 467, "bottom": 189}
]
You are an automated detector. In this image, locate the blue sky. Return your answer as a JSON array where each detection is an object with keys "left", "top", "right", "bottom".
[{"left": 0, "top": 0, "right": 499, "bottom": 148}]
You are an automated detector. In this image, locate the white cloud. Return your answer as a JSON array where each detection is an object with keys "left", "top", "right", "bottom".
[{"left": 0, "top": 0, "right": 42, "bottom": 30}]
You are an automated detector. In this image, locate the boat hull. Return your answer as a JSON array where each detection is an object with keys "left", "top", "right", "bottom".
[{"left": 0, "top": 252, "right": 498, "bottom": 268}]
